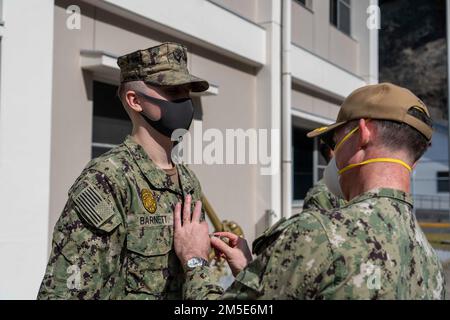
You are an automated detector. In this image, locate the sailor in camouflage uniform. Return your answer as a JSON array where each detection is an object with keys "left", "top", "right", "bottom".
[
  {"left": 173, "top": 83, "right": 446, "bottom": 300},
  {"left": 38, "top": 42, "right": 209, "bottom": 299}
]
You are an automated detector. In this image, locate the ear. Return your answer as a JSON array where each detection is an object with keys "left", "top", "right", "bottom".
[
  {"left": 125, "top": 90, "right": 142, "bottom": 113},
  {"left": 358, "top": 119, "right": 371, "bottom": 147}
]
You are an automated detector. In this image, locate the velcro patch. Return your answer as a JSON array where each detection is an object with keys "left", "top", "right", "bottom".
[{"left": 72, "top": 183, "right": 115, "bottom": 228}]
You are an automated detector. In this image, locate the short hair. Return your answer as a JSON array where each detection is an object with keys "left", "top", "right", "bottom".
[
  {"left": 331, "top": 108, "right": 432, "bottom": 163},
  {"left": 373, "top": 107, "right": 432, "bottom": 162},
  {"left": 116, "top": 81, "right": 148, "bottom": 106}
]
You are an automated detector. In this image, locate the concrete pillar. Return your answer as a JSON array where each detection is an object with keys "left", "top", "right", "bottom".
[
  {"left": 255, "top": 0, "right": 282, "bottom": 232},
  {"left": 0, "top": 0, "right": 55, "bottom": 299}
]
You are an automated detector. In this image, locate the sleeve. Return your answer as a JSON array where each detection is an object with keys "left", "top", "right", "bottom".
[
  {"left": 183, "top": 266, "right": 225, "bottom": 300},
  {"left": 183, "top": 212, "right": 335, "bottom": 300},
  {"left": 37, "top": 170, "right": 126, "bottom": 300},
  {"left": 248, "top": 212, "right": 334, "bottom": 299}
]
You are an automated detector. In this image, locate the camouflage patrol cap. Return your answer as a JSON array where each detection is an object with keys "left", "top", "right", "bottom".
[
  {"left": 307, "top": 82, "right": 433, "bottom": 141},
  {"left": 117, "top": 42, "right": 209, "bottom": 92}
]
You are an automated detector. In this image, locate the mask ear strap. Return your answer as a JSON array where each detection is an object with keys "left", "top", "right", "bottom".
[
  {"left": 334, "top": 119, "right": 371, "bottom": 152},
  {"left": 335, "top": 126, "right": 359, "bottom": 152},
  {"left": 338, "top": 158, "right": 412, "bottom": 175}
]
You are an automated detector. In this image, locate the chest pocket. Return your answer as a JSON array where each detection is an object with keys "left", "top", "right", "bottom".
[{"left": 125, "top": 213, "right": 182, "bottom": 298}]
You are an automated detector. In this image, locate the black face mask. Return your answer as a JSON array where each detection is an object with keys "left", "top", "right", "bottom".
[{"left": 136, "top": 92, "right": 194, "bottom": 138}]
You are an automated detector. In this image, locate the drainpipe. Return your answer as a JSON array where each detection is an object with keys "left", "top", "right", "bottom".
[{"left": 281, "top": 0, "right": 292, "bottom": 219}]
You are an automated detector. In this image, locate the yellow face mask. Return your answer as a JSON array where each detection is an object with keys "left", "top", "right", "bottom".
[{"left": 334, "top": 122, "right": 412, "bottom": 175}]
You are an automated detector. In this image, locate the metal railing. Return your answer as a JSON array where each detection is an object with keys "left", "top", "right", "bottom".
[{"left": 414, "top": 194, "right": 450, "bottom": 211}]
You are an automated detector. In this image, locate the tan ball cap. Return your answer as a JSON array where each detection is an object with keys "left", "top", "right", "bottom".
[{"left": 307, "top": 83, "right": 433, "bottom": 141}]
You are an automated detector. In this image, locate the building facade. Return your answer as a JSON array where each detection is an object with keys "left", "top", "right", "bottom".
[
  {"left": 413, "top": 122, "right": 450, "bottom": 219},
  {"left": 0, "top": 0, "right": 378, "bottom": 299}
]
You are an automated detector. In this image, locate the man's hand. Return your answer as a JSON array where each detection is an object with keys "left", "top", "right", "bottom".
[
  {"left": 174, "top": 195, "right": 210, "bottom": 268},
  {"left": 210, "top": 232, "right": 253, "bottom": 277}
]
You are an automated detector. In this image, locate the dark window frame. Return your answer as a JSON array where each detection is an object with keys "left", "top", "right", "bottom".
[
  {"left": 91, "top": 81, "right": 132, "bottom": 159},
  {"left": 292, "top": 127, "right": 314, "bottom": 201},
  {"left": 295, "top": 0, "right": 313, "bottom": 12},
  {"left": 330, "top": 0, "right": 351, "bottom": 36},
  {"left": 437, "top": 171, "right": 449, "bottom": 193}
]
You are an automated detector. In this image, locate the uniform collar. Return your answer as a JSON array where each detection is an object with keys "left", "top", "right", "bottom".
[
  {"left": 347, "top": 188, "right": 413, "bottom": 207},
  {"left": 123, "top": 135, "right": 195, "bottom": 196}
]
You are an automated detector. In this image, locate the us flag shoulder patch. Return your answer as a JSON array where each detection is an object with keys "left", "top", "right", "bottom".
[{"left": 72, "top": 183, "right": 115, "bottom": 228}]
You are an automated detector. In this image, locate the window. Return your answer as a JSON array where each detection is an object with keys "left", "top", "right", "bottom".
[
  {"left": 330, "top": 0, "right": 351, "bottom": 36},
  {"left": 92, "top": 81, "right": 132, "bottom": 158},
  {"left": 292, "top": 127, "right": 314, "bottom": 200},
  {"left": 296, "top": 0, "right": 313, "bottom": 10},
  {"left": 437, "top": 171, "right": 449, "bottom": 193},
  {"left": 316, "top": 139, "right": 329, "bottom": 181}
]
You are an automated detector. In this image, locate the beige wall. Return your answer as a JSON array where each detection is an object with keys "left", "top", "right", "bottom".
[
  {"left": 328, "top": 26, "right": 358, "bottom": 75},
  {"left": 291, "top": 0, "right": 358, "bottom": 75},
  {"left": 50, "top": 0, "right": 260, "bottom": 243},
  {"left": 291, "top": 85, "right": 341, "bottom": 121},
  {"left": 210, "top": 0, "right": 257, "bottom": 23},
  {"left": 292, "top": 0, "right": 314, "bottom": 50},
  {"left": 189, "top": 52, "right": 258, "bottom": 242}
]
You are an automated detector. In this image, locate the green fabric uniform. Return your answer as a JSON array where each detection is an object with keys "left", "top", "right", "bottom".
[
  {"left": 183, "top": 188, "right": 446, "bottom": 300},
  {"left": 38, "top": 136, "right": 204, "bottom": 299},
  {"left": 303, "top": 179, "right": 347, "bottom": 211}
]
